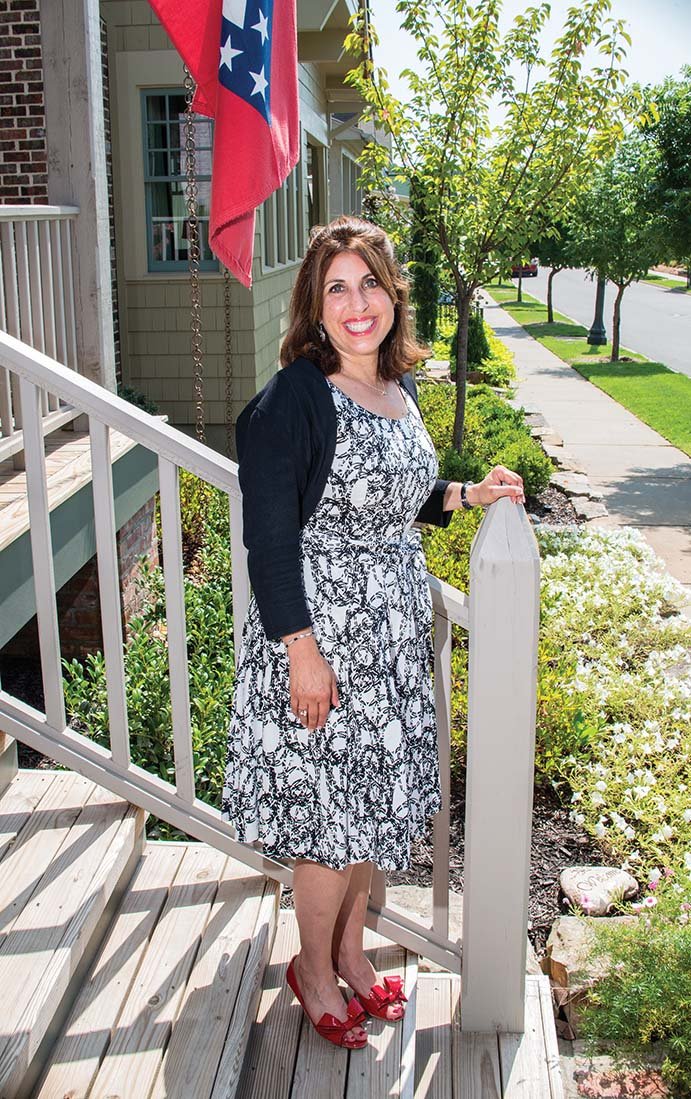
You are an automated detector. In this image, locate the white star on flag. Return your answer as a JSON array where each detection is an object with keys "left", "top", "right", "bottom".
[
  {"left": 220, "top": 33, "right": 243, "bottom": 71},
  {"left": 222, "top": 0, "right": 247, "bottom": 28},
  {"left": 252, "top": 9, "right": 269, "bottom": 44},
  {"left": 249, "top": 66, "right": 268, "bottom": 99}
]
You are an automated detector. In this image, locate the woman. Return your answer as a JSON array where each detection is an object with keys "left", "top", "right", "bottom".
[{"left": 221, "top": 216, "right": 524, "bottom": 1050}]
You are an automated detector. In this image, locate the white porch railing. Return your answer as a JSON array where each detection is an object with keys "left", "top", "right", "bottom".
[
  {"left": 0, "top": 330, "right": 540, "bottom": 1033},
  {"left": 0, "top": 206, "right": 81, "bottom": 465}
]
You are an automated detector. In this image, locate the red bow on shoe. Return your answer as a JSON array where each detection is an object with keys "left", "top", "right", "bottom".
[{"left": 359, "top": 975, "right": 408, "bottom": 1018}]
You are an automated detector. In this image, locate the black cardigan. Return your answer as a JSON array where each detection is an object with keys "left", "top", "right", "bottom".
[{"left": 235, "top": 356, "right": 452, "bottom": 640}]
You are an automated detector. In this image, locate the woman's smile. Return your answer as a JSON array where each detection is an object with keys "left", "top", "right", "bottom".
[{"left": 321, "top": 252, "right": 395, "bottom": 370}]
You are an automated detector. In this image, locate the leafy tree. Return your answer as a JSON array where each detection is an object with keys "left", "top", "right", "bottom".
[
  {"left": 409, "top": 175, "right": 440, "bottom": 343},
  {"left": 346, "top": 0, "right": 632, "bottom": 449},
  {"left": 641, "top": 67, "right": 691, "bottom": 287},
  {"left": 532, "top": 218, "right": 580, "bottom": 322},
  {"left": 573, "top": 135, "right": 664, "bottom": 361}
]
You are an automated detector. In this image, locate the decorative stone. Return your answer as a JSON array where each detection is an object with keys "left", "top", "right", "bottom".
[
  {"left": 560, "top": 866, "right": 638, "bottom": 917},
  {"left": 571, "top": 496, "right": 609, "bottom": 520},
  {"left": 550, "top": 471, "right": 591, "bottom": 495},
  {"left": 544, "top": 915, "right": 637, "bottom": 1039}
]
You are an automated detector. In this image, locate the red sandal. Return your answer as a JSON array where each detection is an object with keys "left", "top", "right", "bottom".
[
  {"left": 286, "top": 956, "right": 369, "bottom": 1049},
  {"left": 333, "top": 963, "right": 408, "bottom": 1021}
]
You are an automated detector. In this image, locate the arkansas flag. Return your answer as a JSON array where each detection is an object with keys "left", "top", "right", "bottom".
[{"left": 149, "top": 0, "right": 299, "bottom": 287}]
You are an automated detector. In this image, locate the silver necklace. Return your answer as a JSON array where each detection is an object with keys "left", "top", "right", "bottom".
[{"left": 338, "top": 370, "right": 386, "bottom": 396}]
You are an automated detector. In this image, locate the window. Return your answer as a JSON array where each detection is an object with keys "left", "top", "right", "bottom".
[
  {"left": 141, "top": 90, "right": 218, "bottom": 272},
  {"left": 342, "top": 154, "right": 362, "bottom": 216},
  {"left": 306, "top": 140, "right": 326, "bottom": 231},
  {"left": 262, "top": 159, "right": 304, "bottom": 271}
]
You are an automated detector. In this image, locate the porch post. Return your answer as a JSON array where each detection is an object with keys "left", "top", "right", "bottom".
[
  {"left": 40, "top": 0, "right": 116, "bottom": 391},
  {"left": 461, "top": 497, "right": 540, "bottom": 1032}
]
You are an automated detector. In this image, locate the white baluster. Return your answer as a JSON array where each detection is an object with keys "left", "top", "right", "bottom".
[
  {"left": 90, "top": 417, "right": 130, "bottom": 770},
  {"left": 18, "top": 376, "right": 66, "bottom": 731},
  {"left": 159, "top": 457, "right": 195, "bottom": 805}
]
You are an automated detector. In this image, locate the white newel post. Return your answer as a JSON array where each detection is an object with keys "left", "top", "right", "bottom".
[
  {"left": 40, "top": 0, "right": 116, "bottom": 391},
  {"left": 461, "top": 497, "right": 540, "bottom": 1032}
]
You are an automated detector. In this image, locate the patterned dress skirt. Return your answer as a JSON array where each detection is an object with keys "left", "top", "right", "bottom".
[{"left": 221, "top": 378, "right": 443, "bottom": 871}]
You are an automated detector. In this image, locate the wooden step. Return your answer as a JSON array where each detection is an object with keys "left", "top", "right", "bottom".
[
  {"left": 236, "top": 910, "right": 417, "bottom": 1099},
  {"left": 0, "top": 769, "right": 146, "bottom": 1099},
  {"left": 34, "top": 841, "right": 281, "bottom": 1099}
]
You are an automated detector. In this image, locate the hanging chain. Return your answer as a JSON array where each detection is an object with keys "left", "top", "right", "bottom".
[
  {"left": 183, "top": 65, "right": 206, "bottom": 445},
  {"left": 223, "top": 266, "right": 233, "bottom": 457}
]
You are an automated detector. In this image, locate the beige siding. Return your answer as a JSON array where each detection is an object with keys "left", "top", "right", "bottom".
[{"left": 102, "top": 1, "right": 362, "bottom": 454}]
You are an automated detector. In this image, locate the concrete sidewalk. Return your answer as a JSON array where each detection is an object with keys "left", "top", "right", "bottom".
[{"left": 482, "top": 296, "right": 691, "bottom": 609}]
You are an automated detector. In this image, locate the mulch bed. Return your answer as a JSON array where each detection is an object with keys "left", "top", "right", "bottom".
[{"left": 3, "top": 484, "right": 600, "bottom": 959}]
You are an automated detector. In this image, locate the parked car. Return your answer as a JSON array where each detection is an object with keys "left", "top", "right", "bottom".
[{"left": 511, "top": 258, "right": 539, "bottom": 278}]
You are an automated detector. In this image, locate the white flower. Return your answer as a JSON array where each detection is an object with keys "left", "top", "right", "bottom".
[
  {"left": 594, "top": 821, "right": 606, "bottom": 838},
  {"left": 590, "top": 792, "right": 605, "bottom": 807},
  {"left": 595, "top": 780, "right": 607, "bottom": 793},
  {"left": 649, "top": 867, "right": 662, "bottom": 883},
  {"left": 683, "top": 809, "right": 691, "bottom": 824},
  {"left": 685, "top": 853, "right": 691, "bottom": 872}
]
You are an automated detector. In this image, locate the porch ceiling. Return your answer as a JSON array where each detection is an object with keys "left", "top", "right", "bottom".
[{"left": 297, "top": 0, "right": 366, "bottom": 91}]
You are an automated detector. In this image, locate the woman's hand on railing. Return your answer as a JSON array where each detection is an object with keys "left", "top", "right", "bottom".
[
  {"left": 444, "top": 465, "right": 525, "bottom": 510},
  {"left": 283, "top": 634, "right": 340, "bottom": 731}
]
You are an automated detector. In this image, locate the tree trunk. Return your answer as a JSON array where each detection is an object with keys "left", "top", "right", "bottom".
[
  {"left": 517, "top": 272, "right": 523, "bottom": 303},
  {"left": 547, "top": 268, "right": 556, "bottom": 324},
  {"left": 611, "top": 284, "right": 626, "bottom": 362},
  {"left": 452, "top": 293, "right": 472, "bottom": 452}
]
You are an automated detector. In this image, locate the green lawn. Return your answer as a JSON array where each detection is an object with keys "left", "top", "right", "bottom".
[
  {"left": 485, "top": 284, "right": 691, "bottom": 456},
  {"left": 641, "top": 273, "right": 690, "bottom": 293}
]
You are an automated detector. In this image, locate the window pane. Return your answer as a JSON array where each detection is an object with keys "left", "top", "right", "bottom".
[
  {"left": 149, "top": 181, "right": 173, "bottom": 217},
  {"left": 149, "top": 151, "right": 169, "bottom": 177},
  {"left": 168, "top": 94, "right": 186, "bottom": 120},
  {"left": 146, "top": 94, "right": 167, "bottom": 122},
  {"left": 147, "top": 123, "right": 168, "bottom": 151}
]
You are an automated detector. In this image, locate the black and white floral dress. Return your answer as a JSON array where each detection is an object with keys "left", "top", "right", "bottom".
[{"left": 221, "top": 377, "right": 443, "bottom": 870}]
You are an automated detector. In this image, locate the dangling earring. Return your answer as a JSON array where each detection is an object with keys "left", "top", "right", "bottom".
[{"left": 318, "top": 322, "right": 326, "bottom": 343}]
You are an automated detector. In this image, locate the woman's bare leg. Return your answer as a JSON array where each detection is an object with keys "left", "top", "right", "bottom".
[
  {"left": 331, "top": 860, "right": 404, "bottom": 1021},
  {"left": 292, "top": 858, "right": 367, "bottom": 1041}
]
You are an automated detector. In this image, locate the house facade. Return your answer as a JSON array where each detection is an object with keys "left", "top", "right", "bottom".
[
  {"left": 1, "top": 0, "right": 369, "bottom": 453},
  {"left": 0, "top": 0, "right": 369, "bottom": 655}
]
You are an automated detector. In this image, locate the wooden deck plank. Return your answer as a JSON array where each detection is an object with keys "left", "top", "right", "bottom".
[
  {"left": 209, "top": 877, "right": 282, "bottom": 1099},
  {"left": 89, "top": 844, "right": 227, "bottom": 1099},
  {"left": 0, "top": 772, "right": 94, "bottom": 934},
  {"left": 399, "top": 951, "right": 418, "bottom": 1099},
  {"left": 345, "top": 928, "right": 407, "bottom": 1099},
  {"left": 151, "top": 858, "right": 273, "bottom": 1099},
  {"left": 0, "top": 769, "right": 57, "bottom": 866},
  {"left": 0, "top": 427, "right": 136, "bottom": 550},
  {"left": 235, "top": 909, "right": 302, "bottom": 1099},
  {"left": 290, "top": 1003, "right": 349, "bottom": 1099},
  {"left": 0, "top": 782, "right": 136, "bottom": 1096},
  {"left": 537, "top": 974, "right": 565, "bottom": 1099},
  {"left": 456, "top": 1034, "right": 502, "bottom": 1099},
  {"left": 499, "top": 977, "right": 554, "bottom": 1098},
  {"left": 414, "top": 974, "right": 453, "bottom": 1099},
  {"left": 34, "top": 843, "right": 185, "bottom": 1099}
]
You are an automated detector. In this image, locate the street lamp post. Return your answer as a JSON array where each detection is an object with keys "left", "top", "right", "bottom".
[{"left": 587, "top": 274, "right": 607, "bottom": 346}]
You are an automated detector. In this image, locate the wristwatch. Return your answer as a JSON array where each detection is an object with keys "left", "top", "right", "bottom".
[{"left": 460, "top": 481, "right": 476, "bottom": 510}]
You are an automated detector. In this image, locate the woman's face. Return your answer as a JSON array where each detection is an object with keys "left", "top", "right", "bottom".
[{"left": 320, "top": 251, "right": 395, "bottom": 370}]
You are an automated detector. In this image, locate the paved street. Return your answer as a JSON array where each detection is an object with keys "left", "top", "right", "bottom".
[
  {"left": 517, "top": 267, "right": 691, "bottom": 378},
  {"left": 483, "top": 295, "right": 691, "bottom": 611}
]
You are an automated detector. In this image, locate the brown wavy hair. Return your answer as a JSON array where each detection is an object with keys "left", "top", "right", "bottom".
[{"left": 280, "top": 215, "right": 429, "bottom": 379}]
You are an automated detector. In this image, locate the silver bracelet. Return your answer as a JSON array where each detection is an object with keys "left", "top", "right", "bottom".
[{"left": 284, "top": 628, "right": 314, "bottom": 648}]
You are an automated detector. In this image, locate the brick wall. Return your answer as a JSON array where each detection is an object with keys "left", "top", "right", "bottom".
[{"left": 0, "top": 0, "right": 47, "bottom": 202}]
